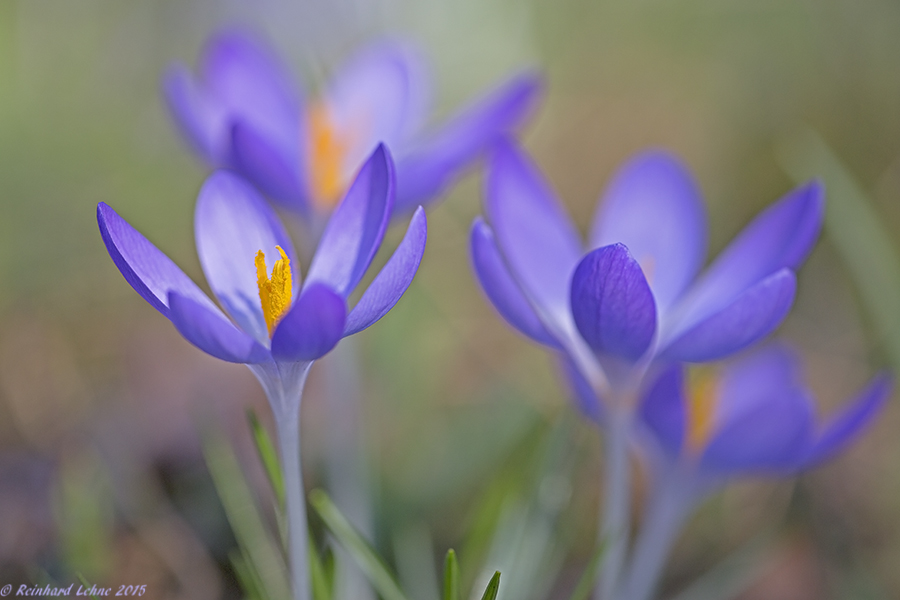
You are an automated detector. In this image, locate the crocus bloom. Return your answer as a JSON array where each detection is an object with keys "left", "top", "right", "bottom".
[
  {"left": 98, "top": 145, "right": 426, "bottom": 600},
  {"left": 620, "top": 344, "right": 891, "bottom": 600},
  {"left": 471, "top": 141, "right": 824, "bottom": 396},
  {"left": 164, "top": 30, "right": 542, "bottom": 218}
]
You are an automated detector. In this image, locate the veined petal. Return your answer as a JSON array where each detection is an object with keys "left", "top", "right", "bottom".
[
  {"left": 675, "top": 181, "right": 823, "bottom": 328},
  {"left": 639, "top": 364, "right": 686, "bottom": 457},
  {"left": 801, "top": 373, "right": 892, "bottom": 468},
  {"left": 660, "top": 269, "right": 796, "bottom": 363},
  {"left": 570, "top": 244, "right": 657, "bottom": 362},
  {"left": 325, "top": 41, "right": 431, "bottom": 177},
  {"left": 560, "top": 356, "right": 605, "bottom": 425},
  {"left": 470, "top": 218, "right": 559, "bottom": 347},
  {"left": 231, "top": 120, "right": 308, "bottom": 213},
  {"left": 485, "top": 140, "right": 582, "bottom": 321},
  {"left": 394, "top": 72, "right": 544, "bottom": 213},
  {"left": 700, "top": 389, "right": 814, "bottom": 474},
  {"left": 194, "top": 171, "right": 299, "bottom": 345},
  {"left": 97, "top": 202, "right": 216, "bottom": 318},
  {"left": 168, "top": 292, "right": 270, "bottom": 364},
  {"left": 271, "top": 284, "right": 347, "bottom": 361},
  {"left": 590, "top": 150, "right": 707, "bottom": 312},
  {"left": 306, "top": 145, "right": 395, "bottom": 297},
  {"left": 344, "top": 207, "right": 428, "bottom": 336}
]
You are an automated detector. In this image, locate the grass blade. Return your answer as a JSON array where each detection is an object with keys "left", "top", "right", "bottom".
[
  {"left": 309, "top": 489, "right": 410, "bottom": 600},
  {"left": 479, "top": 572, "right": 501, "bottom": 600},
  {"left": 567, "top": 538, "right": 607, "bottom": 600},
  {"left": 248, "top": 409, "right": 285, "bottom": 508},
  {"left": 444, "top": 549, "right": 460, "bottom": 600}
]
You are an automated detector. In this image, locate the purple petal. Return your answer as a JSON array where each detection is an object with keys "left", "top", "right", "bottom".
[
  {"left": 306, "top": 145, "right": 395, "bottom": 297},
  {"left": 700, "top": 390, "right": 814, "bottom": 474},
  {"left": 590, "top": 150, "right": 707, "bottom": 312},
  {"left": 194, "top": 171, "right": 299, "bottom": 344},
  {"left": 639, "top": 364, "right": 686, "bottom": 457},
  {"left": 344, "top": 207, "right": 428, "bottom": 336},
  {"left": 470, "top": 218, "right": 559, "bottom": 347},
  {"left": 394, "top": 72, "right": 543, "bottom": 213},
  {"left": 231, "top": 120, "right": 308, "bottom": 213},
  {"left": 97, "top": 202, "right": 217, "bottom": 318},
  {"left": 715, "top": 344, "right": 804, "bottom": 424},
  {"left": 660, "top": 269, "right": 796, "bottom": 363},
  {"left": 162, "top": 65, "right": 227, "bottom": 164},
  {"left": 560, "top": 356, "right": 605, "bottom": 425},
  {"left": 801, "top": 373, "right": 892, "bottom": 468},
  {"left": 570, "top": 244, "right": 657, "bottom": 361},
  {"left": 485, "top": 140, "right": 582, "bottom": 322},
  {"left": 325, "top": 41, "right": 431, "bottom": 177},
  {"left": 168, "top": 292, "right": 270, "bottom": 364},
  {"left": 675, "top": 181, "right": 823, "bottom": 328},
  {"left": 271, "top": 284, "right": 347, "bottom": 361}
]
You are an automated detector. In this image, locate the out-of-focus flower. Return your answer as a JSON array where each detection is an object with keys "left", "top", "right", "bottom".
[
  {"left": 471, "top": 141, "right": 823, "bottom": 397},
  {"left": 618, "top": 344, "right": 891, "bottom": 600},
  {"left": 164, "top": 30, "right": 542, "bottom": 218},
  {"left": 98, "top": 145, "right": 425, "bottom": 373}
]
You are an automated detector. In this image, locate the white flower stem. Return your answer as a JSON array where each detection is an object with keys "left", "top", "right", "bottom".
[
  {"left": 277, "top": 402, "right": 311, "bottom": 600},
  {"left": 597, "top": 409, "right": 632, "bottom": 600}
]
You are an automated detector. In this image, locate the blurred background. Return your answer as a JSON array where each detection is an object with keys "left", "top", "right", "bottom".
[{"left": 2, "top": 0, "right": 900, "bottom": 598}]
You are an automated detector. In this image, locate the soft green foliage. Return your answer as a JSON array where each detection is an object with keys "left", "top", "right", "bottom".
[
  {"left": 566, "top": 539, "right": 607, "bottom": 600},
  {"left": 443, "top": 549, "right": 460, "bottom": 600},
  {"left": 479, "top": 572, "right": 501, "bottom": 600},
  {"left": 248, "top": 409, "right": 286, "bottom": 508}
]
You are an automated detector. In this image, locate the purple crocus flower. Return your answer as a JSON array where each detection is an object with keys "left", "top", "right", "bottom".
[
  {"left": 164, "top": 29, "right": 542, "bottom": 218},
  {"left": 471, "top": 141, "right": 824, "bottom": 396},
  {"left": 620, "top": 344, "right": 891, "bottom": 600},
  {"left": 97, "top": 145, "right": 426, "bottom": 600}
]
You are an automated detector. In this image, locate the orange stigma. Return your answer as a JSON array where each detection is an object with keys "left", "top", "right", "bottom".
[
  {"left": 686, "top": 367, "right": 720, "bottom": 453},
  {"left": 307, "top": 103, "right": 348, "bottom": 210}
]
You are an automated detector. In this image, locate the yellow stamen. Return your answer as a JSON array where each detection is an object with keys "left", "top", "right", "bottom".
[
  {"left": 686, "top": 367, "right": 719, "bottom": 453},
  {"left": 307, "top": 103, "right": 348, "bottom": 210},
  {"left": 256, "top": 246, "right": 293, "bottom": 336}
]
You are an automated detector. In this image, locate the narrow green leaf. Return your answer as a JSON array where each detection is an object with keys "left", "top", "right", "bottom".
[
  {"left": 309, "top": 489, "right": 410, "bottom": 600},
  {"left": 479, "top": 571, "right": 501, "bottom": 600},
  {"left": 443, "top": 549, "right": 460, "bottom": 600},
  {"left": 76, "top": 574, "right": 102, "bottom": 600},
  {"left": 202, "top": 428, "right": 291, "bottom": 600},
  {"left": 248, "top": 409, "right": 286, "bottom": 507},
  {"left": 777, "top": 129, "right": 900, "bottom": 370},
  {"left": 567, "top": 539, "right": 607, "bottom": 600},
  {"left": 230, "top": 549, "right": 267, "bottom": 600},
  {"left": 309, "top": 534, "right": 332, "bottom": 600}
]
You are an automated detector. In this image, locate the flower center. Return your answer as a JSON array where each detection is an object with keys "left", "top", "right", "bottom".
[
  {"left": 256, "top": 246, "right": 293, "bottom": 336},
  {"left": 686, "top": 367, "right": 719, "bottom": 453},
  {"left": 307, "top": 103, "right": 348, "bottom": 210}
]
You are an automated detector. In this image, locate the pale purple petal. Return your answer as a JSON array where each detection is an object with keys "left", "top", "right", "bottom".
[
  {"left": 560, "top": 356, "right": 605, "bottom": 425},
  {"left": 162, "top": 65, "right": 227, "bottom": 164},
  {"left": 168, "top": 292, "right": 271, "bottom": 364},
  {"left": 394, "top": 72, "right": 543, "bottom": 213},
  {"left": 470, "top": 218, "right": 559, "bottom": 347},
  {"left": 344, "top": 207, "right": 428, "bottom": 336},
  {"left": 660, "top": 269, "right": 796, "bottom": 363},
  {"left": 715, "top": 344, "right": 803, "bottom": 424},
  {"left": 325, "top": 41, "right": 431, "bottom": 177},
  {"left": 485, "top": 140, "right": 582, "bottom": 322},
  {"left": 194, "top": 171, "right": 298, "bottom": 344},
  {"left": 570, "top": 244, "right": 657, "bottom": 361},
  {"left": 231, "top": 121, "right": 309, "bottom": 213},
  {"left": 590, "top": 150, "right": 707, "bottom": 312},
  {"left": 639, "top": 364, "right": 686, "bottom": 457},
  {"left": 675, "top": 182, "right": 823, "bottom": 328},
  {"left": 801, "top": 373, "right": 892, "bottom": 468},
  {"left": 271, "top": 284, "right": 347, "bottom": 361},
  {"left": 306, "top": 145, "right": 395, "bottom": 297},
  {"left": 97, "top": 202, "right": 217, "bottom": 318}
]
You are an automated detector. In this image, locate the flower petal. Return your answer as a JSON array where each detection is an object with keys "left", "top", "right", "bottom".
[
  {"left": 271, "top": 284, "right": 347, "bottom": 362},
  {"left": 674, "top": 181, "right": 823, "bottom": 328},
  {"left": 660, "top": 269, "right": 796, "bottom": 363},
  {"left": 801, "top": 373, "right": 892, "bottom": 468},
  {"left": 168, "top": 292, "right": 271, "bottom": 364},
  {"left": 570, "top": 244, "right": 657, "bottom": 361},
  {"left": 485, "top": 140, "right": 582, "bottom": 322},
  {"left": 700, "top": 389, "right": 814, "bottom": 474},
  {"left": 325, "top": 41, "right": 431, "bottom": 177},
  {"left": 162, "top": 65, "right": 227, "bottom": 164},
  {"left": 231, "top": 120, "right": 308, "bottom": 213},
  {"left": 590, "top": 150, "right": 707, "bottom": 312},
  {"left": 715, "top": 344, "right": 803, "bottom": 424},
  {"left": 194, "top": 171, "right": 299, "bottom": 345},
  {"left": 344, "top": 207, "right": 428, "bottom": 336},
  {"left": 639, "top": 364, "right": 686, "bottom": 457},
  {"left": 97, "top": 202, "right": 216, "bottom": 318},
  {"left": 306, "top": 144, "right": 395, "bottom": 297},
  {"left": 394, "top": 72, "right": 543, "bottom": 213},
  {"left": 560, "top": 356, "right": 605, "bottom": 425},
  {"left": 470, "top": 218, "right": 559, "bottom": 347}
]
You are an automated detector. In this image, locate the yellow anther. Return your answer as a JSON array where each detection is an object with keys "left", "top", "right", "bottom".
[
  {"left": 686, "top": 367, "right": 719, "bottom": 453},
  {"left": 256, "top": 246, "right": 293, "bottom": 336},
  {"left": 307, "top": 103, "right": 348, "bottom": 210}
]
